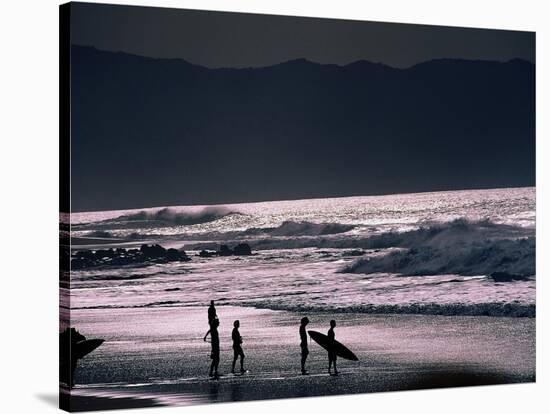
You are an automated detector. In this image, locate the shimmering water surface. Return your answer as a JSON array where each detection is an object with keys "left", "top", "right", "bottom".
[{"left": 69, "top": 187, "right": 535, "bottom": 316}]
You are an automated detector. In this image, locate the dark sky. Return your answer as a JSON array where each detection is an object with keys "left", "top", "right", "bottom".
[
  {"left": 67, "top": 2, "right": 535, "bottom": 211},
  {"left": 70, "top": 2, "right": 535, "bottom": 69}
]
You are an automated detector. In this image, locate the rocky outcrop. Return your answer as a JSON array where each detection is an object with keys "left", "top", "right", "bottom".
[
  {"left": 196, "top": 243, "right": 253, "bottom": 258},
  {"left": 218, "top": 245, "right": 233, "bottom": 256},
  {"left": 233, "top": 243, "right": 252, "bottom": 256},
  {"left": 71, "top": 244, "right": 190, "bottom": 269}
]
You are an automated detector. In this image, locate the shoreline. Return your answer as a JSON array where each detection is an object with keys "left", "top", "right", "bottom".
[{"left": 65, "top": 306, "right": 535, "bottom": 411}]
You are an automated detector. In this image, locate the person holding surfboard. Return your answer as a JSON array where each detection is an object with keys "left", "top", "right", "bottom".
[
  {"left": 231, "top": 320, "right": 246, "bottom": 374},
  {"left": 203, "top": 318, "right": 220, "bottom": 379},
  {"left": 60, "top": 328, "right": 104, "bottom": 387},
  {"left": 328, "top": 320, "right": 338, "bottom": 376},
  {"left": 299, "top": 317, "right": 310, "bottom": 375},
  {"left": 308, "top": 325, "right": 358, "bottom": 374}
]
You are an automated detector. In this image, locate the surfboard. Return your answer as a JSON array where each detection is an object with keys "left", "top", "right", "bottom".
[
  {"left": 308, "top": 330, "right": 358, "bottom": 361},
  {"left": 74, "top": 338, "right": 104, "bottom": 360}
]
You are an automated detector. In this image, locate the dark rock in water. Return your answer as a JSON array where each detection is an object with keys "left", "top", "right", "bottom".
[
  {"left": 94, "top": 248, "right": 116, "bottom": 259},
  {"left": 490, "top": 272, "right": 530, "bottom": 282},
  {"left": 209, "top": 244, "right": 253, "bottom": 257},
  {"left": 75, "top": 250, "right": 95, "bottom": 260},
  {"left": 71, "top": 257, "right": 90, "bottom": 270},
  {"left": 233, "top": 243, "right": 252, "bottom": 256},
  {"left": 165, "top": 248, "right": 179, "bottom": 260},
  {"left": 71, "top": 244, "right": 190, "bottom": 269},
  {"left": 140, "top": 244, "right": 166, "bottom": 258},
  {"left": 199, "top": 250, "right": 217, "bottom": 258},
  {"left": 218, "top": 245, "right": 233, "bottom": 256},
  {"left": 71, "top": 249, "right": 95, "bottom": 269},
  {"left": 166, "top": 248, "right": 190, "bottom": 261}
]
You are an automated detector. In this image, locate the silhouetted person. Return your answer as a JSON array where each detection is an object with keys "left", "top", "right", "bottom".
[
  {"left": 203, "top": 318, "right": 220, "bottom": 379},
  {"left": 328, "top": 320, "right": 338, "bottom": 376},
  {"left": 231, "top": 320, "right": 246, "bottom": 374},
  {"left": 299, "top": 317, "right": 310, "bottom": 374},
  {"left": 208, "top": 300, "right": 217, "bottom": 326},
  {"left": 59, "top": 328, "right": 86, "bottom": 388}
]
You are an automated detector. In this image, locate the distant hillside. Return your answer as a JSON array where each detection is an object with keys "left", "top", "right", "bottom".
[{"left": 70, "top": 46, "right": 535, "bottom": 211}]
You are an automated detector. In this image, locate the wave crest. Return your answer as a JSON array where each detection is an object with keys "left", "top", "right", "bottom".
[
  {"left": 185, "top": 218, "right": 533, "bottom": 252},
  {"left": 342, "top": 219, "right": 535, "bottom": 277},
  {"left": 120, "top": 206, "right": 239, "bottom": 226},
  {"left": 78, "top": 206, "right": 241, "bottom": 230},
  {"left": 362, "top": 218, "right": 530, "bottom": 250}
]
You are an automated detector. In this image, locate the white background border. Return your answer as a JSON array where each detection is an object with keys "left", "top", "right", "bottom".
[{"left": 0, "top": 0, "right": 547, "bottom": 413}]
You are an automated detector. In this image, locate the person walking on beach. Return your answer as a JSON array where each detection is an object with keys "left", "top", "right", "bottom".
[
  {"left": 203, "top": 318, "right": 220, "bottom": 379},
  {"left": 299, "top": 317, "right": 310, "bottom": 375},
  {"left": 208, "top": 300, "right": 217, "bottom": 326},
  {"left": 328, "top": 319, "right": 338, "bottom": 376},
  {"left": 231, "top": 320, "right": 246, "bottom": 374}
]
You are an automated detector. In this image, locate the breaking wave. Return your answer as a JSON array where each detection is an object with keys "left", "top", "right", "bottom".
[
  {"left": 185, "top": 218, "right": 534, "bottom": 252},
  {"left": 121, "top": 206, "right": 239, "bottom": 225},
  {"left": 74, "top": 220, "right": 354, "bottom": 243},
  {"left": 78, "top": 206, "right": 241, "bottom": 230},
  {"left": 342, "top": 239, "right": 535, "bottom": 277},
  {"left": 341, "top": 219, "right": 535, "bottom": 277},
  {"left": 358, "top": 218, "right": 531, "bottom": 250}
]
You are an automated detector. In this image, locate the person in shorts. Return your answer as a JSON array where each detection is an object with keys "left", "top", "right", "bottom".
[
  {"left": 204, "top": 318, "right": 220, "bottom": 379},
  {"left": 231, "top": 320, "right": 246, "bottom": 374}
]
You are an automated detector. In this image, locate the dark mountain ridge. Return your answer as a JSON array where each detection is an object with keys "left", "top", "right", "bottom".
[{"left": 70, "top": 46, "right": 535, "bottom": 212}]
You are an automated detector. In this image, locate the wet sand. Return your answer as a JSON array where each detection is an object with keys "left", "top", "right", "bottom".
[{"left": 64, "top": 306, "right": 535, "bottom": 411}]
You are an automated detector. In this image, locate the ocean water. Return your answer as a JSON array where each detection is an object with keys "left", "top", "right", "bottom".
[{"left": 68, "top": 187, "right": 535, "bottom": 317}]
